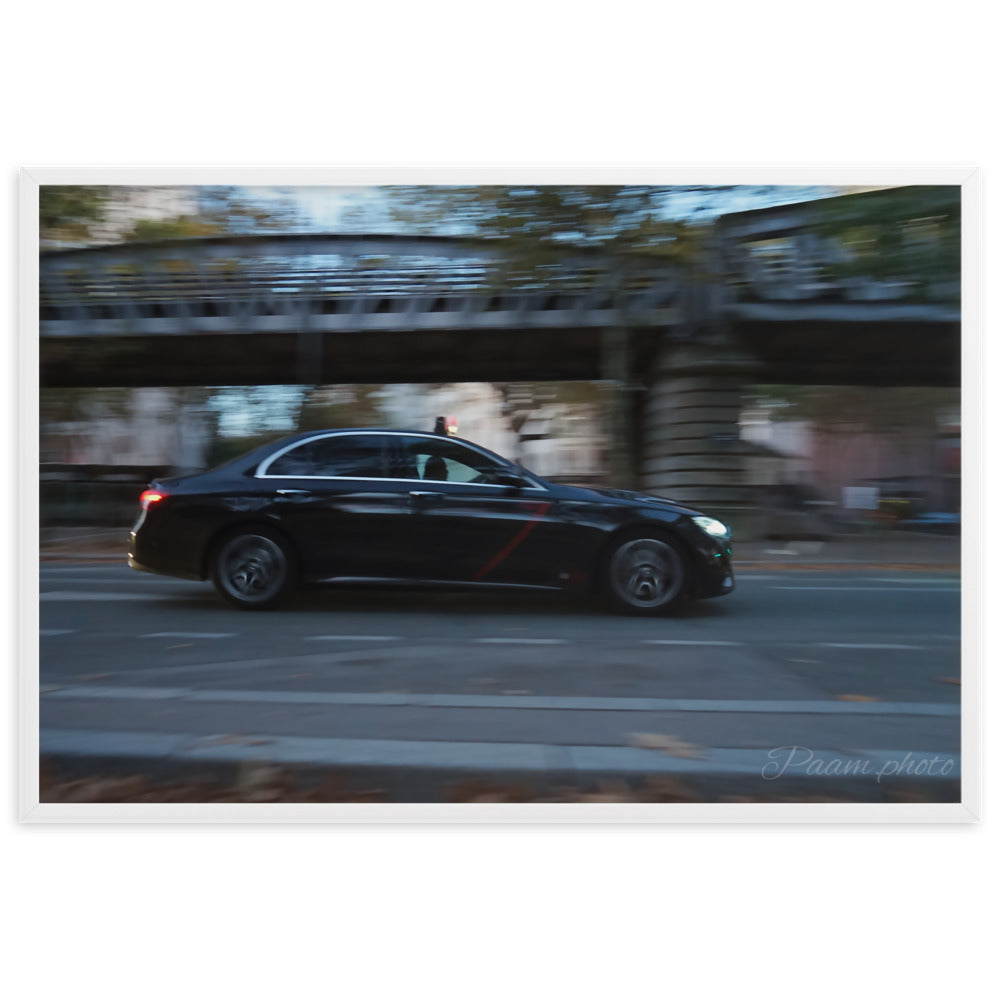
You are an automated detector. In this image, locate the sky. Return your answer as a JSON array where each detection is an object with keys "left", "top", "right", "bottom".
[{"left": 244, "top": 184, "right": 842, "bottom": 234}]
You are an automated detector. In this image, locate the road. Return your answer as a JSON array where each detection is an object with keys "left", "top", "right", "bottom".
[{"left": 37, "top": 563, "right": 961, "bottom": 782}]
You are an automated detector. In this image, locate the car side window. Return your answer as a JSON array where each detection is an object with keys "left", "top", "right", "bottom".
[
  {"left": 266, "top": 435, "right": 389, "bottom": 478},
  {"left": 395, "top": 436, "right": 506, "bottom": 484}
]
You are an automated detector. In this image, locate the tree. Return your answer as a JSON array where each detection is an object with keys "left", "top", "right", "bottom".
[
  {"left": 296, "top": 385, "right": 384, "bottom": 432},
  {"left": 811, "top": 185, "right": 960, "bottom": 301},
  {"left": 749, "top": 384, "right": 959, "bottom": 489},
  {"left": 39, "top": 184, "right": 306, "bottom": 246},
  {"left": 122, "top": 186, "right": 304, "bottom": 241},
  {"left": 39, "top": 186, "right": 114, "bottom": 245},
  {"left": 750, "top": 385, "right": 959, "bottom": 435},
  {"left": 384, "top": 185, "right": 711, "bottom": 268},
  {"left": 382, "top": 185, "right": 832, "bottom": 243}
]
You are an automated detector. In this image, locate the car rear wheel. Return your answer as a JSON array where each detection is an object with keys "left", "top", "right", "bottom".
[
  {"left": 211, "top": 529, "right": 294, "bottom": 610},
  {"left": 604, "top": 534, "right": 686, "bottom": 615}
]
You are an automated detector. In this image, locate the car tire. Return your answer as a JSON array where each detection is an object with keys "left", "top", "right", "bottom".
[
  {"left": 603, "top": 532, "right": 687, "bottom": 615},
  {"left": 211, "top": 527, "right": 295, "bottom": 610}
]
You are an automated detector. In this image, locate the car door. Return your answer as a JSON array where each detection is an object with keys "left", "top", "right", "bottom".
[
  {"left": 389, "top": 434, "right": 567, "bottom": 586},
  {"left": 256, "top": 432, "right": 412, "bottom": 579}
]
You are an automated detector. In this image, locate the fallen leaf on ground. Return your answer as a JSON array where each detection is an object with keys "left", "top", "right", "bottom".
[
  {"left": 198, "top": 734, "right": 273, "bottom": 747},
  {"left": 835, "top": 694, "right": 879, "bottom": 702},
  {"left": 37, "top": 763, "right": 950, "bottom": 804},
  {"left": 578, "top": 779, "right": 635, "bottom": 802},
  {"left": 236, "top": 763, "right": 285, "bottom": 796},
  {"left": 445, "top": 780, "right": 536, "bottom": 803},
  {"left": 629, "top": 733, "right": 707, "bottom": 759},
  {"left": 938, "top": 677, "right": 961, "bottom": 685},
  {"left": 638, "top": 776, "right": 693, "bottom": 800}
]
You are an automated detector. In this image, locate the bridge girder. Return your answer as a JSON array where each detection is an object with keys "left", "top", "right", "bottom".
[{"left": 39, "top": 224, "right": 961, "bottom": 390}]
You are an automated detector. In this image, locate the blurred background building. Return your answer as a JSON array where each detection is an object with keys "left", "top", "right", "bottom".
[{"left": 38, "top": 183, "right": 961, "bottom": 534}]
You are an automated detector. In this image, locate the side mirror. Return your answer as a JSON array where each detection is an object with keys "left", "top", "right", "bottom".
[{"left": 493, "top": 472, "right": 528, "bottom": 489}]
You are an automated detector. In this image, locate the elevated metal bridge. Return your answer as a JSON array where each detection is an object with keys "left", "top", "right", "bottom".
[
  {"left": 39, "top": 202, "right": 960, "bottom": 389},
  {"left": 40, "top": 233, "right": 682, "bottom": 386}
]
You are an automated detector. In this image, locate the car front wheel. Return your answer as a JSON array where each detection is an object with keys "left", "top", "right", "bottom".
[
  {"left": 211, "top": 529, "right": 294, "bottom": 610},
  {"left": 604, "top": 534, "right": 686, "bottom": 615}
]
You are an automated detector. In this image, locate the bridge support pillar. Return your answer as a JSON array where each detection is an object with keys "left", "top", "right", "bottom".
[
  {"left": 601, "top": 326, "right": 639, "bottom": 488},
  {"left": 640, "top": 344, "right": 756, "bottom": 511}
]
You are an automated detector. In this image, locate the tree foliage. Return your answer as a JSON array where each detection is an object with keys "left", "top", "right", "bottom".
[
  {"left": 384, "top": 185, "right": 712, "bottom": 265},
  {"left": 39, "top": 185, "right": 305, "bottom": 246},
  {"left": 811, "top": 186, "right": 960, "bottom": 299},
  {"left": 39, "top": 186, "right": 115, "bottom": 245},
  {"left": 751, "top": 385, "right": 960, "bottom": 436},
  {"left": 296, "top": 385, "right": 384, "bottom": 432},
  {"left": 123, "top": 187, "right": 303, "bottom": 242}
]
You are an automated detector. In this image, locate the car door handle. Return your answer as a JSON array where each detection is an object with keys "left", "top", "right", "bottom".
[
  {"left": 408, "top": 490, "right": 446, "bottom": 501},
  {"left": 276, "top": 489, "right": 312, "bottom": 496}
]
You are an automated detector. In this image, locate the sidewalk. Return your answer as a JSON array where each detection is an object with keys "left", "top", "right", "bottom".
[
  {"left": 733, "top": 532, "right": 960, "bottom": 570},
  {"left": 38, "top": 728, "right": 961, "bottom": 803},
  {"left": 38, "top": 679, "right": 962, "bottom": 804},
  {"left": 37, "top": 525, "right": 962, "bottom": 570}
]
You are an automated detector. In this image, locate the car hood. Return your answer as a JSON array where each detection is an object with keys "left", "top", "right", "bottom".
[{"left": 542, "top": 480, "right": 705, "bottom": 515}]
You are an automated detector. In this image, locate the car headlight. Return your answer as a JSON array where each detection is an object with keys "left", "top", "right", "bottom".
[{"left": 692, "top": 515, "right": 730, "bottom": 539}]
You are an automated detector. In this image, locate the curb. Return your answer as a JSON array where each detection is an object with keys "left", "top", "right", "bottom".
[{"left": 38, "top": 729, "right": 961, "bottom": 803}]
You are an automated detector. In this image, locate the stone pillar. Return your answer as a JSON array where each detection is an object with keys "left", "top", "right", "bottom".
[
  {"left": 601, "top": 325, "right": 638, "bottom": 488},
  {"left": 640, "top": 344, "right": 755, "bottom": 510}
]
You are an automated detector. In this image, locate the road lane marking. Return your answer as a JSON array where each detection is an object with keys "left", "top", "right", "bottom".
[
  {"left": 39, "top": 568, "right": 153, "bottom": 574},
  {"left": 45, "top": 686, "right": 188, "bottom": 699},
  {"left": 38, "top": 576, "right": 190, "bottom": 586},
  {"left": 40, "top": 629, "right": 76, "bottom": 637},
  {"left": 140, "top": 632, "right": 237, "bottom": 639},
  {"left": 644, "top": 639, "right": 744, "bottom": 646},
  {"left": 39, "top": 631, "right": 957, "bottom": 649},
  {"left": 475, "top": 638, "right": 568, "bottom": 645},
  {"left": 40, "top": 591, "right": 169, "bottom": 601},
  {"left": 819, "top": 642, "right": 922, "bottom": 650},
  {"left": 304, "top": 635, "right": 402, "bottom": 641},
  {"left": 769, "top": 586, "right": 958, "bottom": 592},
  {"left": 39, "top": 684, "right": 961, "bottom": 716}
]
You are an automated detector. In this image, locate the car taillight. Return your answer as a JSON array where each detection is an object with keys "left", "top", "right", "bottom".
[{"left": 140, "top": 489, "right": 167, "bottom": 510}]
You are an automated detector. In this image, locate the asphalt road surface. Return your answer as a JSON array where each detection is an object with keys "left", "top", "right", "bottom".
[{"left": 38, "top": 563, "right": 962, "bottom": 767}]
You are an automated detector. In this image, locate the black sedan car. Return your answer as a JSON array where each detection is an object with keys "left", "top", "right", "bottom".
[{"left": 128, "top": 428, "right": 734, "bottom": 614}]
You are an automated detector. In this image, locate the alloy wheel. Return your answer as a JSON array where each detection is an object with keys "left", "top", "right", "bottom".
[
  {"left": 215, "top": 533, "right": 288, "bottom": 607},
  {"left": 608, "top": 537, "right": 684, "bottom": 611}
]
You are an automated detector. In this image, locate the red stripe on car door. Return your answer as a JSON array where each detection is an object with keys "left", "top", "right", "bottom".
[{"left": 472, "top": 501, "right": 553, "bottom": 581}]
